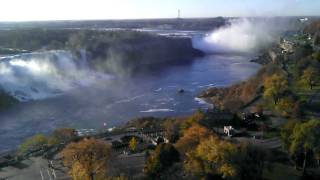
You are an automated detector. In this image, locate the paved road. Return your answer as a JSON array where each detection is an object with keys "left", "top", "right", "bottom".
[{"left": 0, "top": 157, "right": 69, "bottom": 180}]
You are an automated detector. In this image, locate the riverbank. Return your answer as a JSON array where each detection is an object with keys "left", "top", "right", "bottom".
[
  {"left": 198, "top": 54, "right": 275, "bottom": 112},
  {"left": 199, "top": 23, "right": 320, "bottom": 118},
  {"left": 2, "top": 32, "right": 320, "bottom": 180}
]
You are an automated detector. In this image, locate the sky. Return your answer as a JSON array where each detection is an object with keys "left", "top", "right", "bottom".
[{"left": 0, "top": 0, "right": 319, "bottom": 21}]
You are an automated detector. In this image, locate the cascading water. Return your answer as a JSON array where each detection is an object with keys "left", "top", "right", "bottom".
[{"left": 0, "top": 50, "right": 112, "bottom": 101}]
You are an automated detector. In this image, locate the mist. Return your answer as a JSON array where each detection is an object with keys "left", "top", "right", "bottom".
[
  {"left": 0, "top": 50, "right": 111, "bottom": 101},
  {"left": 192, "top": 18, "right": 283, "bottom": 54}
]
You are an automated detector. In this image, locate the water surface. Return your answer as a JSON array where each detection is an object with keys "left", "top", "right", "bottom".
[{"left": 0, "top": 54, "right": 260, "bottom": 151}]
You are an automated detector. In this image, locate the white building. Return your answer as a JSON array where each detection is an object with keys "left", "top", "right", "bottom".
[{"left": 224, "top": 126, "right": 235, "bottom": 137}]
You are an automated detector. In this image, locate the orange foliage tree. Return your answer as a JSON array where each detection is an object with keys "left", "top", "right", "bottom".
[
  {"left": 176, "top": 124, "right": 215, "bottom": 153},
  {"left": 180, "top": 110, "right": 206, "bottom": 131},
  {"left": 62, "top": 138, "right": 111, "bottom": 180}
]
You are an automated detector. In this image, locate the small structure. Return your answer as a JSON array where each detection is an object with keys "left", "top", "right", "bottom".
[
  {"left": 76, "top": 129, "right": 97, "bottom": 137},
  {"left": 224, "top": 126, "right": 235, "bottom": 137},
  {"left": 151, "top": 136, "right": 169, "bottom": 146},
  {"left": 280, "top": 38, "right": 295, "bottom": 53},
  {"left": 241, "top": 110, "right": 263, "bottom": 121}
]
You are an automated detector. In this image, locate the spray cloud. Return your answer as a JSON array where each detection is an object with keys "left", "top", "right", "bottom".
[
  {"left": 192, "top": 18, "right": 281, "bottom": 54},
  {"left": 0, "top": 50, "right": 111, "bottom": 101}
]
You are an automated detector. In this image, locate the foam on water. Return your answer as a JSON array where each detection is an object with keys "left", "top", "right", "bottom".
[{"left": 140, "top": 109, "right": 175, "bottom": 113}]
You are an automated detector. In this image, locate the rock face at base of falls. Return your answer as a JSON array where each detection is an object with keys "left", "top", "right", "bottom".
[{"left": 0, "top": 29, "right": 204, "bottom": 74}]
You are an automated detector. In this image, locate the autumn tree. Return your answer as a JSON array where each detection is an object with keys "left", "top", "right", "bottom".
[
  {"left": 263, "top": 73, "right": 288, "bottom": 104},
  {"left": 176, "top": 124, "right": 214, "bottom": 153},
  {"left": 276, "top": 96, "right": 296, "bottom": 117},
  {"left": 107, "top": 175, "right": 128, "bottom": 180},
  {"left": 300, "top": 67, "right": 319, "bottom": 89},
  {"left": 48, "top": 128, "right": 78, "bottom": 146},
  {"left": 62, "top": 138, "right": 111, "bottom": 180},
  {"left": 292, "top": 102, "right": 303, "bottom": 118},
  {"left": 184, "top": 151, "right": 207, "bottom": 178},
  {"left": 186, "top": 136, "right": 237, "bottom": 178},
  {"left": 180, "top": 110, "right": 205, "bottom": 131},
  {"left": 18, "top": 134, "right": 48, "bottom": 155},
  {"left": 129, "top": 137, "right": 138, "bottom": 152},
  {"left": 185, "top": 137, "right": 268, "bottom": 180},
  {"left": 144, "top": 143, "right": 180, "bottom": 177},
  {"left": 163, "top": 118, "right": 181, "bottom": 143}
]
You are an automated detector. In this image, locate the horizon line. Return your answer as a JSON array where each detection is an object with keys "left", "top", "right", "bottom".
[{"left": 0, "top": 15, "right": 319, "bottom": 23}]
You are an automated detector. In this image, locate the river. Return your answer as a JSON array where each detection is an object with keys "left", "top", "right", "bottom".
[
  {"left": 0, "top": 27, "right": 263, "bottom": 151},
  {"left": 0, "top": 52, "right": 260, "bottom": 152}
]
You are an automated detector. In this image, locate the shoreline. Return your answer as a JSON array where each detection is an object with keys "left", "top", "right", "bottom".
[{"left": 197, "top": 50, "right": 272, "bottom": 112}]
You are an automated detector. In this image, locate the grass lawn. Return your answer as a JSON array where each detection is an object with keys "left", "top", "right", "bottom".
[
  {"left": 263, "top": 131, "right": 280, "bottom": 139},
  {"left": 263, "top": 163, "right": 301, "bottom": 180}
]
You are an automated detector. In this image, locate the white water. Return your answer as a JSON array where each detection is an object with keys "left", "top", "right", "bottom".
[{"left": 0, "top": 50, "right": 112, "bottom": 101}]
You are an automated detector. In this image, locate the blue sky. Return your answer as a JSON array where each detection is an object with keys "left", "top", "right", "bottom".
[{"left": 0, "top": 0, "right": 319, "bottom": 21}]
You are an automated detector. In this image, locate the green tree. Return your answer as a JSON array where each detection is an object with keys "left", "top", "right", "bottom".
[
  {"left": 300, "top": 67, "right": 319, "bottom": 89},
  {"left": 287, "top": 120, "right": 320, "bottom": 175},
  {"left": 237, "top": 144, "right": 267, "bottom": 180},
  {"left": 144, "top": 143, "right": 180, "bottom": 177},
  {"left": 280, "top": 120, "right": 300, "bottom": 151},
  {"left": 263, "top": 74, "right": 288, "bottom": 104},
  {"left": 18, "top": 134, "right": 48, "bottom": 155},
  {"left": 312, "top": 51, "right": 320, "bottom": 61},
  {"left": 129, "top": 137, "right": 138, "bottom": 152}
]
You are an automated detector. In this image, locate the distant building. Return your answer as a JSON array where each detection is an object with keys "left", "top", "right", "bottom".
[
  {"left": 280, "top": 38, "right": 295, "bottom": 53},
  {"left": 299, "top": 18, "right": 308, "bottom": 23}
]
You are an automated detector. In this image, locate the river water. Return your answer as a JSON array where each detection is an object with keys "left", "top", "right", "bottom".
[{"left": 0, "top": 53, "right": 260, "bottom": 151}]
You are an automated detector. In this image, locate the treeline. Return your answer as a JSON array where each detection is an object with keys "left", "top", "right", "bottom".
[
  {"left": 200, "top": 29, "right": 320, "bottom": 115},
  {"left": 14, "top": 103, "right": 320, "bottom": 179},
  {"left": 16, "top": 110, "right": 270, "bottom": 180},
  {"left": 0, "top": 18, "right": 226, "bottom": 31},
  {"left": 198, "top": 20, "right": 320, "bottom": 179}
]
